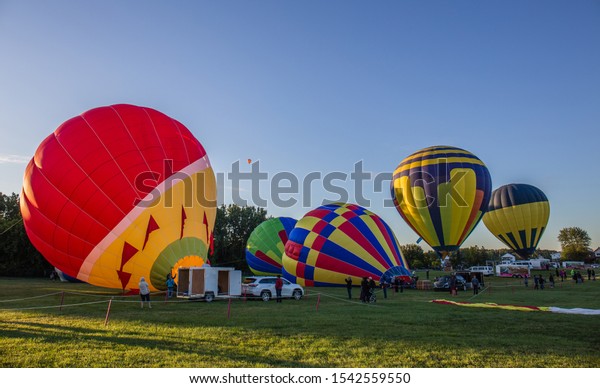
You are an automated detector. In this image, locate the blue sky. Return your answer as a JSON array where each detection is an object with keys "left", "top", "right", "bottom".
[{"left": 1, "top": 0, "right": 599, "bottom": 252}]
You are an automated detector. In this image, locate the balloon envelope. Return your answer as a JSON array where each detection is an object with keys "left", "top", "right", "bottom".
[
  {"left": 246, "top": 217, "right": 297, "bottom": 276},
  {"left": 20, "top": 104, "right": 216, "bottom": 291},
  {"left": 482, "top": 184, "right": 550, "bottom": 259},
  {"left": 282, "top": 203, "right": 411, "bottom": 286},
  {"left": 391, "top": 145, "right": 492, "bottom": 256}
]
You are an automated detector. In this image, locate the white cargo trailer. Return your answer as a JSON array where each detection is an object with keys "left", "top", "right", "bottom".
[{"left": 176, "top": 266, "right": 242, "bottom": 302}]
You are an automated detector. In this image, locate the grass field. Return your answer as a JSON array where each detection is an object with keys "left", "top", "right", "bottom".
[{"left": 1, "top": 270, "right": 599, "bottom": 368}]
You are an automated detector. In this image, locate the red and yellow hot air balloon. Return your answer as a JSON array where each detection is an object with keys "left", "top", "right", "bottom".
[{"left": 20, "top": 104, "right": 216, "bottom": 291}]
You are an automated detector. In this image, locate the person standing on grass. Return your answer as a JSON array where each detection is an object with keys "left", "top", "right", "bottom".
[
  {"left": 275, "top": 275, "right": 283, "bottom": 303},
  {"left": 549, "top": 274, "right": 555, "bottom": 288},
  {"left": 139, "top": 277, "right": 151, "bottom": 308},
  {"left": 449, "top": 275, "right": 457, "bottom": 296},
  {"left": 471, "top": 275, "right": 480, "bottom": 295},
  {"left": 360, "top": 277, "right": 369, "bottom": 302},
  {"left": 345, "top": 276, "right": 353, "bottom": 299},
  {"left": 381, "top": 279, "right": 388, "bottom": 299},
  {"left": 524, "top": 274, "right": 529, "bottom": 287},
  {"left": 166, "top": 274, "right": 176, "bottom": 298}
]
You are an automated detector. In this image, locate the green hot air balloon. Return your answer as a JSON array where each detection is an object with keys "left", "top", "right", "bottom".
[{"left": 246, "top": 217, "right": 297, "bottom": 276}]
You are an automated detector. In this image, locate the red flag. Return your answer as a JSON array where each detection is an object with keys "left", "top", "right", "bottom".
[{"left": 203, "top": 211, "right": 209, "bottom": 240}]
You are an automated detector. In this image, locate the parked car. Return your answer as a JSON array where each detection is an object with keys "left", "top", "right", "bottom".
[
  {"left": 242, "top": 276, "right": 304, "bottom": 301},
  {"left": 433, "top": 275, "right": 469, "bottom": 292}
]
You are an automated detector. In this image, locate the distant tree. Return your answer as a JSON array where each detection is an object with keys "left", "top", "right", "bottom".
[
  {"left": 208, "top": 204, "right": 268, "bottom": 272},
  {"left": 400, "top": 244, "right": 426, "bottom": 268},
  {"left": 534, "top": 249, "right": 557, "bottom": 260},
  {"left": 459, "top": 246, "right": 493, "bottom": 268},
  {"left": 0, "top": 192, "right": 51, "bottom": 277},
  {"left": 423, "top": 250, "right": 441, "bottom": 269},
  {"left": 558, "top": 227, "right": 591, "bottom": 262}
]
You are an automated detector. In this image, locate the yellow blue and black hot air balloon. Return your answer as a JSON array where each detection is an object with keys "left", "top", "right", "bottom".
[
  {"left": 482, "top": 183, "right": 550, "bottom": 259},
  {"left": 391, "top": 146, "right": 492, "bottom": 259}
]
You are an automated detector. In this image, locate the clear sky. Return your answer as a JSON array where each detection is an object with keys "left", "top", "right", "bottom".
[{"left": 1, "top": 0, "right": 599, "bottom": 252}]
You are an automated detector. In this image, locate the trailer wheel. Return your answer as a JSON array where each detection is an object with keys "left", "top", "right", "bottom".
[
  {"left": 261, "top": 290, "right": 271, "bottom": 302},
  {"left": 205, "top": 292, "right": 214, "bottom": 303},
  {"left": 293, "top": 289, "right": 303, "bottom": 300}
]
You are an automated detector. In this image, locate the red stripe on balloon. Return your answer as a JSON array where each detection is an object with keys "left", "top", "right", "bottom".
[
  {"left": 337, "top": 222, "right": 387, "bottom": 267},
  {"left": 315, "top": 251, "right": 374, "bottom": 278},
  {"left": 255, "top": 250, "right": 281, "bottom": 269},
  {"left": 278, "top": 229, "right": 288, "bottom": 245},
  {"left": 370, "top": 214, "right": 400, "bottom": 264}
]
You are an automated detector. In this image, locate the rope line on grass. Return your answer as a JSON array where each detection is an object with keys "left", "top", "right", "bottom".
[
  {"left": 0, "top": 299, "right": 110, "bottom": 311},
  {"left": 0, "top": 292, "right": 64, "bottom": 303}
]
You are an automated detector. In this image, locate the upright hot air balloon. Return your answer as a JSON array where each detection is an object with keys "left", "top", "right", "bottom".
[
  {"left": 282, "top": 203, "right": 411, "bottom": 287},
  {"left": 246, "top": 217, "right": 297, "bottom": 276},
  {"left": 482, "top": 184, "right": 550, "bottom": 259},
  {"left": 20, "top": 104, "right": 216, "bottom": 291},
  {"left": 391, "top": 146, "right": 492, "bottom": 259}
]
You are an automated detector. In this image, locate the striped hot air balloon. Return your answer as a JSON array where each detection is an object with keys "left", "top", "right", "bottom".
[
  {"left": 20, "top": 104, "right": 216, "bottom": 291},
  {"left": 282, "top": 203, "right": 411, "bottom": 287},
  {"left": 482, "top": 184, "right": 550, "bottom": 259},
  {"left": 246, "top": 217, "right": 297, "bottom": 276},
  {"left": 391, "top": 146, "right": 492, "bottom": 258}
]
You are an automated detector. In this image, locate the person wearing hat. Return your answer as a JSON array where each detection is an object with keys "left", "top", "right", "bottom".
[{"left": 139, "top": 277, "right": 151, "bottom": 308}]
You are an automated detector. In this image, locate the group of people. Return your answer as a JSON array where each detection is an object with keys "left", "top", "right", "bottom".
[
  {"left": 137, "top": 271, "right": 178, "bottom": 308},
  {"left": 344, "top": 276, "right": 410, "bottom": 302}
]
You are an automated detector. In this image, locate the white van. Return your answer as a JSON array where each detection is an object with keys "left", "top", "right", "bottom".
[{"left": 467, "top": 266, "right": 494, "bottom": 276}]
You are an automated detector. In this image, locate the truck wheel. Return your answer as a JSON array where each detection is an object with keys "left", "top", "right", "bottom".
[
  {"left": 205, "top": 292, "right": 214, "bottom": 303},
  {"left": 261, "top": 290, "right": 271, "bottom": 302},
  {"left": 293, "top": 289, "right": 302, "bottom": 300}
]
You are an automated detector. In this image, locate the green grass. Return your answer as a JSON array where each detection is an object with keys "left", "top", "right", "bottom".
[{"left": 1, "top": 271, "right": 599, "bottom": 368}]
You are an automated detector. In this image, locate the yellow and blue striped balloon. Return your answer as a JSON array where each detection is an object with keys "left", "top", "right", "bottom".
[
  {"left": 482, "top": 184, "right": 550, "bottom": 259},
  {"left": 391, "top": 146, "right": 492, "bottom": 257}
]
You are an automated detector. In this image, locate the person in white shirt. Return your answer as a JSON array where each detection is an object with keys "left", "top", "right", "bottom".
[{"left": 139, "top": 277, "right": 151, "bottom": 308}]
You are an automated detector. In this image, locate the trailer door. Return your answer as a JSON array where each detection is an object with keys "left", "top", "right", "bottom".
[{"left": 229, "top": 271, "right": 242, "bottom": 296}]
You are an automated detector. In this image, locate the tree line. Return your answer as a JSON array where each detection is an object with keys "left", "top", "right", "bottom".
[
  {"left": 0, "top": 191, "right": 596, "bottom": 278},
  {"left": 0, "top": 192, "right": 51, "bottom": 276}
]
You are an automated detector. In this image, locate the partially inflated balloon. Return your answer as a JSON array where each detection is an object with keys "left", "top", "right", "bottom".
[
  {"left": 391, "top": 146, "right": 492, "bottom": 257},
  {"left": 20, "top": 104, "right": 216, "bottom": 291},
  {"left": 246, "top": 217, "right": 297, "bottom": 276},
  {"left": 282, "top": 203, "right": 411, "bottom": 286},
  {"left": 482, "top": 184, "right": 549, "bottom": 259}
]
